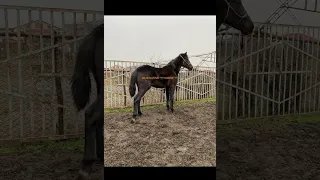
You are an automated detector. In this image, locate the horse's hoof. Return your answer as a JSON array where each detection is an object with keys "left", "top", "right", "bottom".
[{"left": 138, "top": 112, "right": 142, "bottom": 116}]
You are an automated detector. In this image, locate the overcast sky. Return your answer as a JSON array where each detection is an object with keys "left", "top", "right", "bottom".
[{"left": 104, "top": 16, "right": 216, "bottom": 67}]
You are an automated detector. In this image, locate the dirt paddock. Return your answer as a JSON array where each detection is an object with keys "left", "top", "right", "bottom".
[
  {"left": 104, "top": 101, "right": 216, "bottom": 166},
  {"left": 0, "top": 139, "right": 103, "bottom": 180},
  {"left": 217, "top": 115, "right": 320, "bottom": 180}
]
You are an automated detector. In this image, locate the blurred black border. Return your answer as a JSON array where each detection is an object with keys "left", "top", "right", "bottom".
[
  {"left": 104, "top": 167, "right": 216, "bottom": 179},
  {"left": 104, "top": 0, "right": 217, "bottom": 15}
]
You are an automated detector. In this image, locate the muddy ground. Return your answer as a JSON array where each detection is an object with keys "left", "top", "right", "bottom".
[
  {"left": 217, "top": 116, "right": 320, "bottom": 180},
  {"left": 105, "top": 101, "right": 216, "bottom": 166},
  {"left": 0, "top": 140, "right": 103, "bottom": 180}
]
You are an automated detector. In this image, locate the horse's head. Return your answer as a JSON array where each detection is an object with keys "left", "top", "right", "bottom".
[
  {"left": 179, "top": 52, "right": 193, "bottom": 70},
  {"left": 217, "top": 0, "right": 254, "bottom": 35}
]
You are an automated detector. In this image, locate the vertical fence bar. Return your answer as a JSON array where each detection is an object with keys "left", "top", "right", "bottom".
[
  {"left": 235, "top": 32, "right": 241, "bottom": 119},
  {"left": 294, "top": 27, "right": 300, "bottom": 114},
  {"left": 242, "top": 35, "right": 248, "bottom": 118},
  {"left": 216, "top": 35, "right": 221, "bottom": 120},
  {"left": 278, "top": 26, "right": 284, "bottom": 116},
  {"left": 110, "top": 61, "right": 113, "bottom": 107},
  {"left": 306, "top": 27, "right": 312, "bottom": 113},
  {"left": 255, "top": 26, "right": 261, "bottom": 117},
  {"left": 16, "top": 9, "right": 24, "bottom": 138},
  {"left": 283, "top": 26, "right": 289, "bottom": 115},
  {"left": 304, "top": 28, "right": 314, "bottom": 113},
  {"left": 289, "top": 27, "right": 294, "bottom": 114},
  {"left": 317, "top": 29, "right": 320, "bottom": 111},
  {"left": 300, "top": 27, "right": 306, "bottom": 114},
  {"left": 71, "top": 12, "right": 77, "bottom": 133},
  {"left": 50, "top": 11, "right": 57, "bottom": 135},
  {"left": 61, "top": 12, "right": 66, "bottom": 73},
  {"left": 28, "top": 9, "right": 35, "bottom": 137},
  {"left": 266, "top": 25, "right": 273, "bottom": 116},
  {"left": 248, "top": 32, "right": 254, "bottom": 118},
  {"left": 261, "top": 25, "right": 267, "bottom": 116},
  {"left": 305, "top": 0, "right": 308, "bottom": 10},
  {"left": 39, "top": 10, "right": 46, "bottom": 137},
  {"left": 222, "top": 31, "right": 228, "bottom": 121},
  {"left": 4, "top": 8, "right": 13, "bottom": 139},
  {"left": 182, "top": 70, "right": 185, "bottom": 101},
  {"left": 272, "top": 25, "right": 278, "bottom": 116},
  {"left": 228, "top": 30, "right": 235, "bottom": 120},
  {"left": 312, "top": 28, "right": 316, "bottom": 112}
]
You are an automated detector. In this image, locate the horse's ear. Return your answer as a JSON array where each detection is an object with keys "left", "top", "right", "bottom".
[{"left": 185, "top": 52, "right": 187, "bottom": 55}]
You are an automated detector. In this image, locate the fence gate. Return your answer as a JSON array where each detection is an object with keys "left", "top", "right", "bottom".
[
  {"left": 0, "top": 5, "right": 103, "bottom": 144},
  {"left": 105, "top": 55, "right": 216, "bottom": 109},
  {"left": 217, "top": 23, "right": 320, "bottom": 123}
]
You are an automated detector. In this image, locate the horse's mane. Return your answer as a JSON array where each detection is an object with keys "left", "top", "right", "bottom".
[{"left": 166, "top": 55, "right": 181, "bottom": 70}]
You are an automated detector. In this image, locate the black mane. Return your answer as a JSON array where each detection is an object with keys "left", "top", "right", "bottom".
[{"left": 166, "top": 55, "right": 182, "bottom": 75}]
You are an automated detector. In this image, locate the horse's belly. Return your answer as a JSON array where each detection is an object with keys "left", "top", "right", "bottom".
[{"left": 151, "top": 80, "right": 166, "bottom": 88}]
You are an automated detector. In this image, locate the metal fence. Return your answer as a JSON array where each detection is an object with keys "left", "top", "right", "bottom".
[
  {"left": 0, "top": 5, "right": 103, "bottom": 144},
  {"left": 105, "top": 53, "right": 216, "bottom": 108},
  {"left": 217, "top": 23, "right": 320, "bottom": 123}
]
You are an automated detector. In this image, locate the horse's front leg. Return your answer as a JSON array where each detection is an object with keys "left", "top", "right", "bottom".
[
  {"left": 165, "top": 86, "right": 170, "bottom": 110},
  {"left": 169, "top": 85, "right": 176, "bottom": 113}
]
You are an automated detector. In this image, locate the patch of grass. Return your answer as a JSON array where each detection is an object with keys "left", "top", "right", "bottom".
[
  {"left": 105, "top": 98, "right": 216, "bottom": 113},
  {"left": 0, "top": 138, "right": 84, "bottom": 154},
  {"left": 218, "top": 112, "right": 320, "bottom": 134}
]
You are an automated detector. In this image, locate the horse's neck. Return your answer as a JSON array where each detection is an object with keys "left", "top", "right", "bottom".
[
  {"left": 217, "top": 6, "right": 227, "bottom": 31},
  {"left": 174, "top": 66, "right": 181, "bottom": 75},
  {"left": 168, "top": 59, "right": 181, "bottom": 75}
]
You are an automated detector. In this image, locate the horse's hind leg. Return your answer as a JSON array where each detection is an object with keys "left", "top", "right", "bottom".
[
  {"left": 96, "top": 118, "right": 104, "bottom": 163},
  {"left": 132, "top": 85, "right": 150, "bottom": 122},
  {"left": 78, "top": 98, "right": 101, "bottom": 179},
  {"left": 138, "top": 100, "right": 142, "bottom": 116}
]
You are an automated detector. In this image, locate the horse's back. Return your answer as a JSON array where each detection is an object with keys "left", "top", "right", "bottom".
[
  {"left": 135, "top": 65, "right": 158, "bottom": 75},
  {"left": 136, "top": 64, "right": 156, "bottom": 70}
]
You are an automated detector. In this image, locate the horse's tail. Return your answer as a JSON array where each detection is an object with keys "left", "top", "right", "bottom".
[
  {"left": 71, "top": 24, "right": 104, "bottom": 111},
  {"left": 129, "top": 70, "right": 138, "bottom": 97}
]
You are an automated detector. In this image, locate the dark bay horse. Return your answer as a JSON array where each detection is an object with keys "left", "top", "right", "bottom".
[
  {"left": 71, "top": 23, "right": 104, "bottom": 179},
  {"left": 129, "top": 52, "right": 193, "bottom": 122},
  {"left": 217, "top": 0, "right": 254, "bottom": 35}
]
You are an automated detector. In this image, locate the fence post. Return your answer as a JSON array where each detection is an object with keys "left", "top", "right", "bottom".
[{"left": 122, "top": 71, "right": 126, "bottom": 106}]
